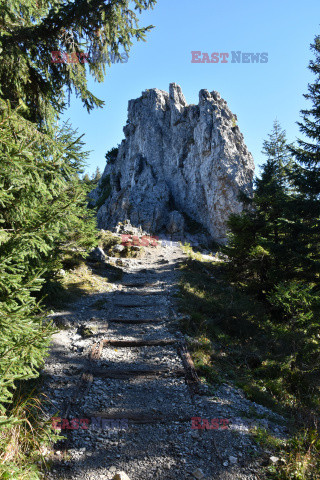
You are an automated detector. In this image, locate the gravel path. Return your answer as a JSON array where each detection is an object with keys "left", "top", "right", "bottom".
[{"left": 44, "top": 242, "right": 287, "bottom": 480}]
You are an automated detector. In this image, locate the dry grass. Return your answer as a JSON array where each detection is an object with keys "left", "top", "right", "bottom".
[{"left": 0, "top": 389, "right": 61, "bottom": 479}]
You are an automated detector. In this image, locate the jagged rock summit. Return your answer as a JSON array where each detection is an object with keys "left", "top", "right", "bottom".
[{"left": 91, "top": 83, "right": 254, "bottom": 243}]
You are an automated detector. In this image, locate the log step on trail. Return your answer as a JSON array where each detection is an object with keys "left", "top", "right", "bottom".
[
  {"left": 89, "top": 338, "right": 177, "bottom": 361},
  {"left": 108, "top": 317, "right": 164, "bottom": 324},
  {"left": 92, "top": 338, "right": 176, "bottom": 350},
  {"left": 87, "top": 410, "right": 191, "bottom": 424},
  {"left": 123, "top": 291, "right": 164, "bottom": 296},
  {"left": 112, "top": 303, "right": 152, "bottom": 308},
  {"left": 86, "top": 366, "right": 185, "bottom": 379},
  {"left": 122, "top": 281, "right": 159, "bottom": 287}
]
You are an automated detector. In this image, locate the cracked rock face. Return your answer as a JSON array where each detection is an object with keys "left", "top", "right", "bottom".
[{"left": 91, "top": 83, "right": 254, "bottom": 242}]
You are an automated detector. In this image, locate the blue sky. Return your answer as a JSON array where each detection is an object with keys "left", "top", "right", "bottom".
[{"left": 62, "top": 0, "right": 320, "bottom": 177}]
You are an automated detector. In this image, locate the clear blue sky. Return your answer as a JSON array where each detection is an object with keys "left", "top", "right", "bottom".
[{"left": 62, "top": 0, "right": 320, "bottom": 177}]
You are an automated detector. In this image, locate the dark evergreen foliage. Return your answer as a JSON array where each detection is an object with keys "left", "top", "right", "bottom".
[
  {"left": 0, "top": 1, "right": 157, "bottom": 475},
  {"left": 287, "top": 35, "right": 320, "bottom": 282},
  {"left": 0, "top": 0, "right": 156, "bottom": 125},
  {"left": 225, "top": 120, "right": 293, "bottom": 292}
]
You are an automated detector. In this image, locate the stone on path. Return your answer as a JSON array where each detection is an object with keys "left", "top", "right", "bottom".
[
  {"left": 270, "top": 456, "right": 280, "bottom": 464},
  {"left": 89, "top": 246, "right": 106, "bottom": 262},
  {"left": 192, "top": 468, "right": 205, "bottom": 479},
  {"left": 112, "top": 472, "right": 131, "bottom": 480},
  {"left": 229, "top": 455, "right": 238, "bottom": 464}
]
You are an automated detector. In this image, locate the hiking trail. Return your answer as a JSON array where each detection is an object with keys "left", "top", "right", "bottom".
[{"left": 44, "top": 242, "right": 286, "bottom": 480}]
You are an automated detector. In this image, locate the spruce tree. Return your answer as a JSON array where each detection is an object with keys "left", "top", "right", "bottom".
[
  {"left": 92, "top": 166, "right": 102, "bottom": 184},
  {"left": 0, "top": 0, "right": 156, "bottom": 125},
  {"left": 0, "top": 2, "right": 157, "bottom": 473},
  {"left": 287, "top": 34, "right": 320, "bottom": 282},
  {"left": 0, "top": 101, "right": 97, "bottom": 463},
  {"left": 225, "top": 120, "right": 292, "bottom": 291},
  {"left": 256, "top": 119, "right": 292, "bottom": 245},
  {"left": 83, "top": 173, "right": 91, "bottom": 184}
]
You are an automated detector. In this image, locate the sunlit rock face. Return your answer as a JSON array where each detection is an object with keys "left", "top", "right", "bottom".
[{"left": 91, "top": 83, "right": 254, "bottom": 243}]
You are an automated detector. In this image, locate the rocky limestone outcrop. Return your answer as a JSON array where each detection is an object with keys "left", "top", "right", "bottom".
[{"left": 90, "top": 83, "right": 254, "bottom": 243}]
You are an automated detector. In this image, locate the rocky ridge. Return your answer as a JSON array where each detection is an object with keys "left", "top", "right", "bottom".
[{"left": 91, "top": 84, "right": 254, "bottom": 243}]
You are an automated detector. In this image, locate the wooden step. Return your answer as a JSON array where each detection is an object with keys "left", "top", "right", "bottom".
[
  {"left": 113, "top": 303, "right": 148, "bottom": 308},
  {"left": 87, "top": 366, "right": 185, "bottom": 379},
  {"left": 123, "top": 291, "right": 164, "bottom": 296},
  {"left": 122, "top": 282, "right": 158, "bottom": 288},
  {"left": 87, "top": 410, "right": 190, "bottom": 424},
  {"left": 99, "top": 338, "right": 176, "bottom": 348},
  {"left": 90, "top": 338, "right": 176, "bottom": 361},
  {"left": 109, "top": 318, "right": 164, "bottom": 324}
]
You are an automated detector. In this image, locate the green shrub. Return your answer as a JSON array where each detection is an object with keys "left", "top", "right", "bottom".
[
  {"left": 105, "top": 147, "right": 119, "bottom": 165},
  {"left": 96, "top": 174, "right": 112, "bottom": 209},
  {"left": 98, "top": 230, "right": 121, "bottom": 254}
]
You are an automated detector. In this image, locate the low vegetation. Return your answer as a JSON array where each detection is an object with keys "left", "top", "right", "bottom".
[
  {"left": 178, "top": 245, "right": 320, "bottom": 479},
  {"left": 95, "top": 174, "right": 112, "bottom": 209},
  {"left": 98, "top": 230, "right": 122, "bottom": 253},
  {"left": 0, "top": 384, "right": 62, "bottom": 480},
  {"left": 178, "top": 45, "right": 320, "bottom": 477},
  {"left": 43, "top": 263, "right": 116, "bottom": 310}
]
